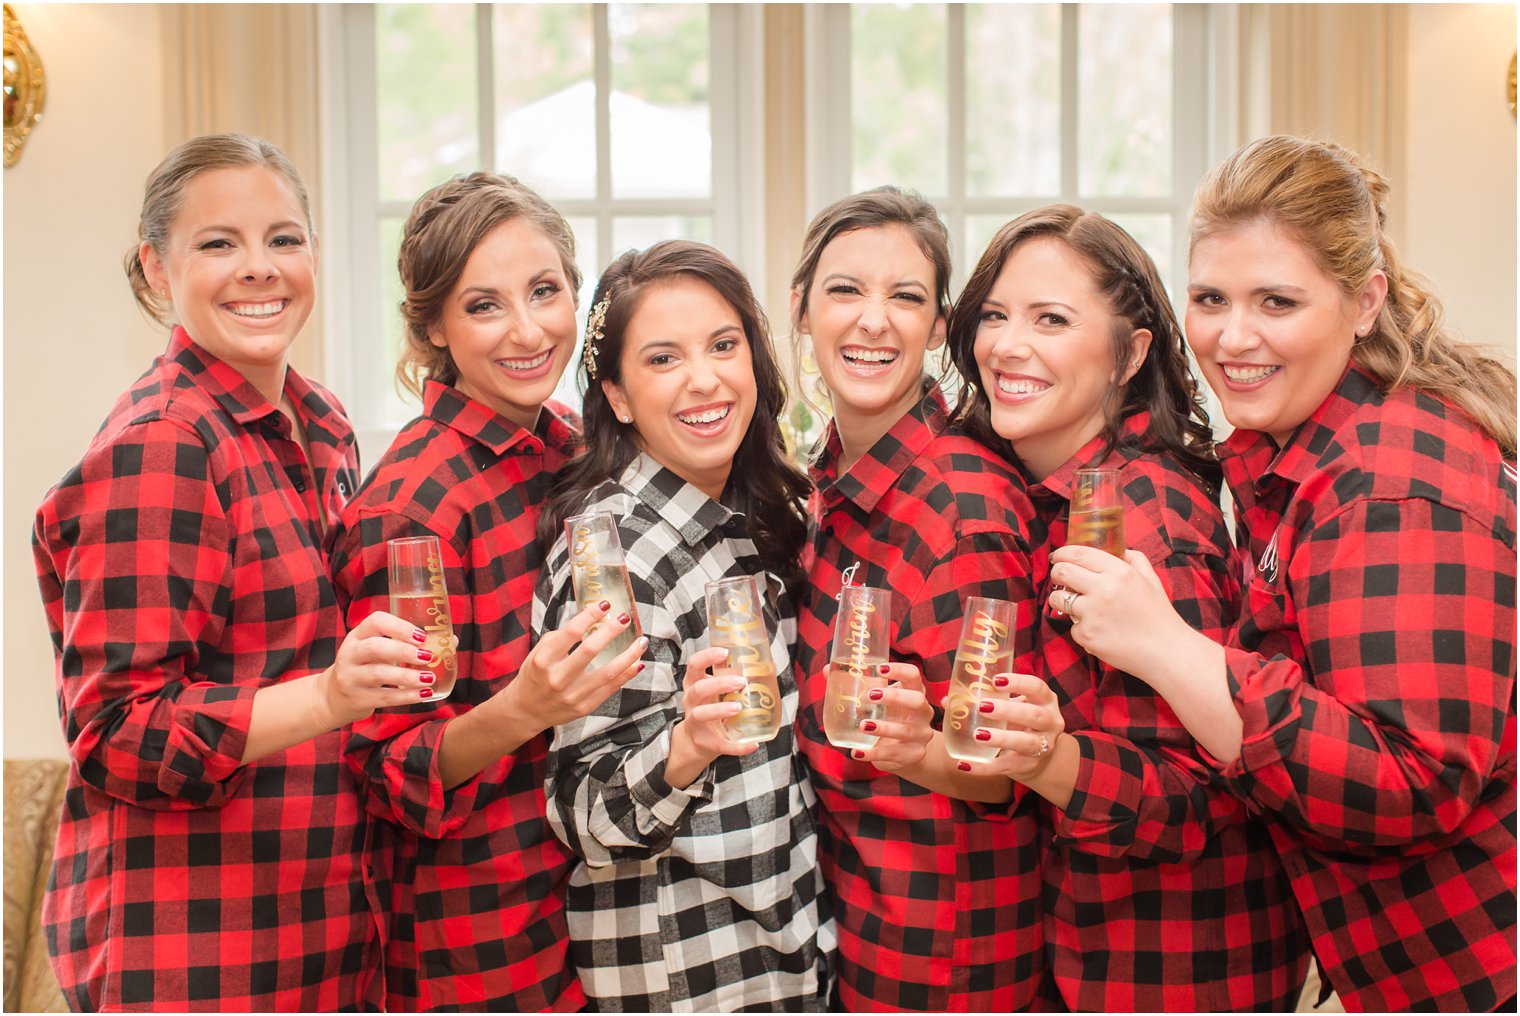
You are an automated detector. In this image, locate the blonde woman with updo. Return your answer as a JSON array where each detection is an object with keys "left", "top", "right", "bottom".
[{"left": 1050, "top": 136, "right": 1516, "bottom": 1011}]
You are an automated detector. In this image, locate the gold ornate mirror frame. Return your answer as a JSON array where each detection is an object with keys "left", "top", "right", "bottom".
[
  {"left": 4, "top": 2, "right": 45, "bottom": 168},
  {"left": 1508, "top": 52, "right": 1516, "bottom": 118}
]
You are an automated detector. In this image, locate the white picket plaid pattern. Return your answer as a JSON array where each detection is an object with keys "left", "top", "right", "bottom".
[{"left": 533, "top": 453, "right": 829, "bottom": 1012}]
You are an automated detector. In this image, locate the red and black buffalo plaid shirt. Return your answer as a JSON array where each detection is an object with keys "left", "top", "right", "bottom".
[
  {"left": 1212, "top": 367, "right": 1517, "bottom": 1012},
  {"left": 32, "top": 327, "right": 380, "bottom": 1012},
  {"left": 330, "top": 381, "right": 584, "bottom": 1012},
  {"left": 1026, "top": 413, "right": 1308, "bottom": 1011},
  {"left": 795, "top": 385, "right": 1049, "bottom": 1012}
]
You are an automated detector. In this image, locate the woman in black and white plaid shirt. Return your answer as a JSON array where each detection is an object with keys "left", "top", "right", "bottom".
[{"left": 533, "top": 240, "right": 829, "bottom": 1012}]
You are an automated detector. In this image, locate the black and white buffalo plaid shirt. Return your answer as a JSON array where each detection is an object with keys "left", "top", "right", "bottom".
[{"left": 533, "top": 453, "right": 829, "bottom": 1013}]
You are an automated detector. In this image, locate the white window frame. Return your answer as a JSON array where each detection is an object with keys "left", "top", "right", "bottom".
[
  {"left": 317, "top": 3, "right": 763, "bottom": 466},
  {"left": 804, "top": 3, "right": 1226, "bottom": 297}
]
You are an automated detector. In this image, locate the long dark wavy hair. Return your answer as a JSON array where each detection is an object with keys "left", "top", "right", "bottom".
[
  {"left": 947, "top": 204, "right": 1219, "bottom": 489},
  {"left": 538, "top": 240, "right": 812, "bottom": 598}
]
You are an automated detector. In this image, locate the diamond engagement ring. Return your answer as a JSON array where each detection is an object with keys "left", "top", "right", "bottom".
[
  {"left": 1037, "top": 733, "right": 1050, "bottom": 757},
  {"left": 1062, "top": 589, "right": 1080, "bottom": 623}
]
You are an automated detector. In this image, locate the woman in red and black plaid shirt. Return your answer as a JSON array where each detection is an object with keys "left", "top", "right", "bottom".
[
  {"left": 1051, "top": 137, "right": 1517, "bottom": 1012},
  {"left": 329, "top": 173, "right": 645, "bottom": 1011},
  {"left": 32, "top": 134, "right": 432, "bottom": 1011},
  {"left": 944, "top": 205, "right": 1310, "bottom": 1011},
  {"left": 789, "top": 187, "right": 1050, "bottom": 1011}
]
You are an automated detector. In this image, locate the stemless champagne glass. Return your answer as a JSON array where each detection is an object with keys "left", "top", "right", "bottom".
[
  {"left": 1068, "top": 467, "right": 1126, "bottom": 556},
  {"left": 706, "top": 575, "right": 782, "bottom": 744},
  {"left": 824, "top": 585, "right": 892, "bottom": 750},
  {"left": 943, "top": 596, "right": 1017, "bottom": 763},
  {"left": 387, "top": 535, "right": 459, "bottom": 700},
  {"left": 565, "top": 511, "right": 643, "bottom": 668}
]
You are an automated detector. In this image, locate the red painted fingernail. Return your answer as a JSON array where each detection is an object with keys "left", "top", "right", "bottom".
[
  {"left": 868, "top": 689, "right": 884, "bottom": 702},
  {"left": 635, "top": 663, "right": 645, "bottom": 674},
  {"left": 851, "top": 750, "right": 866, "bottom": 760},
  {"left": 957, "top": 761, "right": 972, "bottom": 772},
  {"left": 598, "top": 600, "right": 611, "bottom": 612},
  {"left": 993, "top": 675, "right": 1010, "bottom": 688},
  {"left": 411, "top": 629, "right": 427, "bottom": 643},
  {"left": 419, "top": 688, "right": 433, "bottom": 699},
  {"left": 978, "top": 701, "right": 995, "bottom": 713},
  {"left": 416, "top": 648, "right": 434, "bottom": 663},
  {"left": 418, "top": 671, "right": 435, "bottom": 684},
  {"left": 877, "top": 664, "right": 891, "bottom": 675},
  {"left": 861, "top": 721, "right": 877, "bottom": 732},
  {"left": 975, "top": 728, "right": 992, "bottom": 741},
  {"left": 617, "top": 612, "right": 631, "bottom": 626}
]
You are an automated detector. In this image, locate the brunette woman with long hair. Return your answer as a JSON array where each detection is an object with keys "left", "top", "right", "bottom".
[
  {"left": 944, "top": 205, "right": 1308, "bottom": 1011},
  {"left": 534, "top": 240, "right": 825, "bottom": 1012}
]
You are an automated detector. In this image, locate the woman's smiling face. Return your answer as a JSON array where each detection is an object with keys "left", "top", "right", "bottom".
[
  {"left": 1186, "top": 217, "right": 1383, "bottom": 446},
  {"left": 603, "top": 276, "right": 758, "bottom": 501},
  {"left": 973, "top": 236, "right": 1147, "bottom": 480}
]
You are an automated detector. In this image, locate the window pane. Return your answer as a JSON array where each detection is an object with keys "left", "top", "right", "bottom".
[
  {"left": 965, "top": 4, "right": 1060, "bottom": 197},
  {"left": 378, "top": 216, "right": 418, "bottom": 422},
  {"left": 852, "top": 3, "right": 947, "bottom": 196},
  {"left": 376, "top": 3, "right": 479, "bottom": 203},
  {"left": 611, "top": 215, "right": 713, "bottom": 257},
  {"left": 963, "top": 212, "right": 1024, "bottom": 279},
  {"left": 1078, "top": 4, "right": 1171, "bottom": 197},
  {"left": 1106, "top": 212, "right": 1174, "bottom": 301},
  {"left": 610, "top": 3, "right": 711, "bottom": 199},
  {"left": 493, "top": 4, "right": 596, "bottom": 200}
]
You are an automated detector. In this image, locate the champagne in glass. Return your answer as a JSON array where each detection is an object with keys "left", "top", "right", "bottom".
[
  {"left": 566, "top": 511, "right": 643, "bottom": 668},
  {"left": 824, "top": 585, "right": 892, "bottom": 749},
  {"left": 1068, "top": 468, "right": 1126, "bottom": 556},
  {"left": 387, "top": 535, "right": 459, "bottom": 700},
  {"left": 943, "top": 596, "right": 1017, "bottom": 763},
  {"left": 706, "top": 575, "right": 782, "bottom": 745}
]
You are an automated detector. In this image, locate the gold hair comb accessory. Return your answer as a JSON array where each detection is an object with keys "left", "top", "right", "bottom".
[{"left": 582, "top": 295, "right": 611, "bottom": 380}]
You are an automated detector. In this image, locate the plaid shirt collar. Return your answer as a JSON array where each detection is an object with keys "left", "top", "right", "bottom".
[
  {"left": 810, "top": 381, "right": 948, "bottom": 513},
  {"left": 617, "top": 451, "right": 741, "bottom": 547},
  {"left": 1218, "top": 364, "right": 1374, "bottom": 493},
  {"left": 1028, "top": 410, "right": 1154, "bottom": 504},
  {"left": 166, "top": 325, "right": 347, "bottom": 447},
  {"left": 421, "top": 379, "right": 578, "bottom": 464}
]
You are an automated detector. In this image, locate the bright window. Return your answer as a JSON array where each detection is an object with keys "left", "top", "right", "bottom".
[
  {"left": 811, "top": 3, "right": 1210, "bottom": 297},
  {"left": 321, "top": 3, "right": 1219, "bottom": 462},
  {"left": 323, "top": 3, "right": 748, "bottom": 460}
]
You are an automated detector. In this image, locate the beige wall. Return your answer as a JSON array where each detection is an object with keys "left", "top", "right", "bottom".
[
  {"left": 4, "top": 4, "right": 168, "bottom": 759},
  {"left": 1403, "top": 3, "right": 1517, "bottom": 365}
]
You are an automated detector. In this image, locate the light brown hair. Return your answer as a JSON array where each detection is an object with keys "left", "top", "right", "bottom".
[
  {"left": 395, "top": 171, "right": 581, "bottom": 397},
  {"left": 1190, "top": 135, "right": 1516, "bottom": 456},
  {"left": 125, "top": 133, "right": 312, "bottom": 326}
]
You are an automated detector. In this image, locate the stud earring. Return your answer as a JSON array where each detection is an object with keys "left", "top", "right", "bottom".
[{"left": 619, "top": 415, "right": 631, "bottom": 424}]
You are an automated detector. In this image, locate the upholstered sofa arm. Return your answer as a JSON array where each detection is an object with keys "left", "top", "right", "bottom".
[{"left": 4, "top": 759, "right": 70, "bottom": 1013}]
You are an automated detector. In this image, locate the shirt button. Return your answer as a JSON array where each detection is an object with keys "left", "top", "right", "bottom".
[{"left": 292, "top": 474, "right": 306, "bottom": 492}]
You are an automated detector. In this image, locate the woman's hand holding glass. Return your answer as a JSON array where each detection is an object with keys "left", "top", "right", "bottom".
[
  {"left": 507, "top": 599, "right": 648, "bottom": 733},
  {"left": 667, "top": 648, "right": 764, "bottom": 786},
  {"left": 1046, "top": 545, "right": 1188, "bottom": 682},
  {"left": 845, "top": 662, "right": 934, "bottom": 772},
  {"left": 954, "top": 673, "right": 1065, "bottom": 782},
  {"left": 316, "top": 611, "right": 447, "bottom": 726}
]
